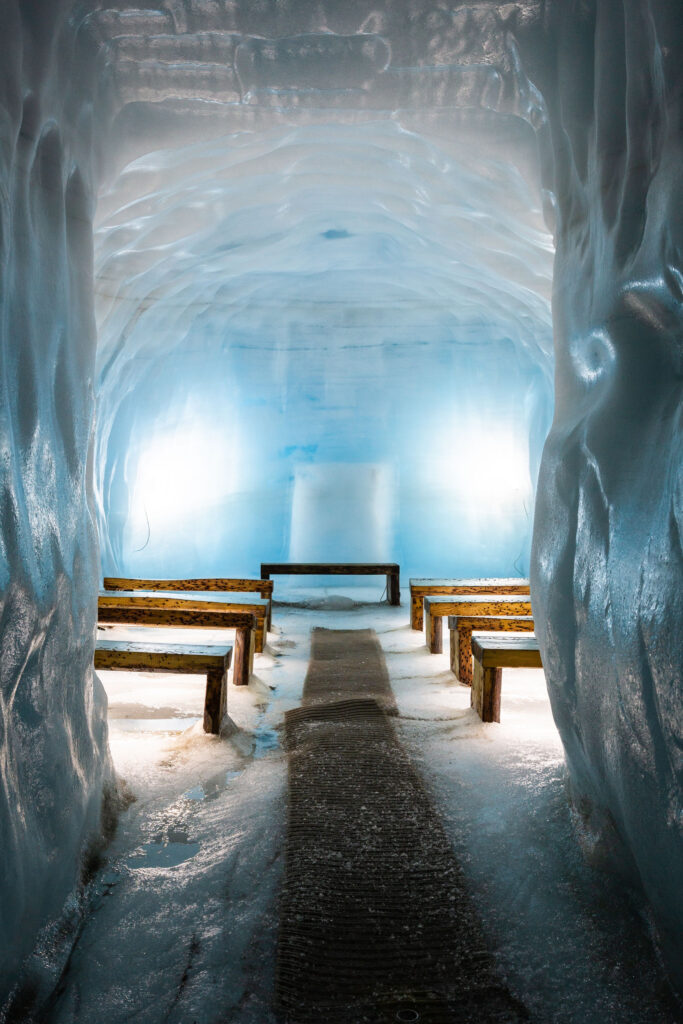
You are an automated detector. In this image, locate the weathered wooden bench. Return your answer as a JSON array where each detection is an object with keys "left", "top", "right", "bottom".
[
  {"left": 99, "top": 591, "right": 269, "bottom": 653},
  {"left": 260, "top": 562, "right": 401, "bottom": 606},
  {"left": 448, "top": 614, "right": 535, "bottom": 685},
  {"left": 422, "top": 595, "right": 533, "bottom": 654},
  {"left": 94, "top": 640, "right": 232, "bottom": 735},
  {"left": 97, "top": 597, "right": 256, "bottom": 687},
  {"left": 471, "top": 633, "right": 542, "bottom": 723},
  {"left": 103, "top": 576, "right": 275, "bottom": 630},
  {"left": 409, "top": 578, "right": 530, "bottom": 631}
]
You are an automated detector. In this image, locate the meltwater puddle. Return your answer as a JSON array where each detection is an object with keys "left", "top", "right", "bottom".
[
  {"left": 183, "top": 769, "right": 244, "bottom": 803},
  {"left": 127, "top": 839, "right": 201, "bottom": 870},
  {"left": 116, "top": 719, "right": 281, "bottom": 874}
]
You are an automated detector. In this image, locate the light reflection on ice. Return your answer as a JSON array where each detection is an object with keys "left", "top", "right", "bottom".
[
  {"left": 110, "top": 718, "right": 200, "bottom": 733},
  {"left": 127, "top": 841, "right": 201, "bottom": 870}
]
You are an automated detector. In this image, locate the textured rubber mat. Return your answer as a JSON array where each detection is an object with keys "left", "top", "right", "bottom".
[
  {"left": 297, "top": 627, "right": 397, "bottom": 712},
  {"left": 275, "top": 628, "right": 528, "bottom": 1023}
]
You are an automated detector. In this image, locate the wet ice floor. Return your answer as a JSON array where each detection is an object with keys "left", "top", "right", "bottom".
[{"left": 48, "top": 587, "right": 680, "bottom": 1023}]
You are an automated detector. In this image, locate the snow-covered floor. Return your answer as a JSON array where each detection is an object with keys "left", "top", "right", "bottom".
[{"left": 49, "top": 587, "right": 678, "bottom": 1023}]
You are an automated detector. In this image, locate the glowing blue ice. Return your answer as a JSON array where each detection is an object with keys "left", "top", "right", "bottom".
[{"left": 94, "top": 121, "right": 554, "bottom": 580}]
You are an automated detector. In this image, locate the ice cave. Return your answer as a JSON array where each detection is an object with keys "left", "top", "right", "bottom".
[{"left": 0, "top": 1, "right": 681, "bottom": 1021}]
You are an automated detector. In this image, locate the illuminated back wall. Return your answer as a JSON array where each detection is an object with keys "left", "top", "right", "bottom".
[{"left": 94, "top": 120, "right": 554, "bottom": 581}]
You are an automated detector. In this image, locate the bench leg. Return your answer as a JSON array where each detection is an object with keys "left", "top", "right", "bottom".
[
  {"left": 266, "top": 598, "right": 272, "bottom": 632},
  {"left": 248, "top": 628, "right": 255, "bottom": 674},
  {"left": 233, "top": 627, "right": 251, "bottom": 686},
  {"left": 410, "top": 594, "right": 423, "bottom": 631},
  {"left": 255, "top": 620, "right": 265, "bottom": 653},
  {"left": 204, "top": 667, "right": 227, "bottom": 734},
  {"left": 387, "top": 572, "right": 400, "bottom": 606},
  {"left": 471, "top": 659, "right": 502, "bottom": 723},
  {"left": 426, "top": 609, "right": 442, "bottom": 654},
  {"left": 458, "top": 625, "right": 473, "bottom": 686}
]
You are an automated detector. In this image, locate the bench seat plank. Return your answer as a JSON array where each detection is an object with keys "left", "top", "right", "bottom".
[
  {"left": 423, "top": 595, "right": 533, "bottom": 654},
  {"left": 104, "top": 576, "right": 273, "bottom": 596},
  {"left": 261, "top": 562, "right": 401, "bottom": 605},
  {"left": 470, "top": 634, "right": 543, "bottom": 724},
  {"left": 97, "top": 600, "right": 255, "bottom": 629},
  {"left": 447, "top": 615, "right": 534, "bottom": 685},
  {"left": 94, "top": 640, "right": 232, "bottom": 734},
  {"left": 103, "top": 577, "right": 275, "bottom": 630},
  {"left": 409, "top": 578, "right": 529, "bottom": 630},
  {"left": 95, "top": 639, "right": 228, "bottom": 670},
  {"left": 99, "top": 591, "right": 268, "bottom": 652},
  {"left": 262, "top": 562, "right": 399, "bottom": 574},
  {"left": 472, "top": 633, "right": 542, "bottom": 668}
]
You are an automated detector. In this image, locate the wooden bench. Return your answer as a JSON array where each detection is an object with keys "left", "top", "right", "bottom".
[
  {"left": 409, "top": 578, "right": 529, "bottom": 631},
  {"left": 471, "top": 633, "right": 542, "bottom": 723},
  {"left": 94, "top": 640, "right": 232, "bottom": 735},
  {"left": 422, "top": 595, "right": 533, "bottom": 654},
  {"left": 103, "top": 576, "right": 275, "bottom": 630},
  {"left": 99, "top": 591, "right": 269, "bottom": 653},
  {"left": 97, "top": 597, "right": 256, "bottom": 687},
  {"left": 261, "top": 562, "right": 401, "bottom": 606},
  {"left": 448, "top": 615, "right": 535, "bottom": 685}
]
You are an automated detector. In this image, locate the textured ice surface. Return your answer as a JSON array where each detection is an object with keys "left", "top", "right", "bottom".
[
  {"left": 523, "top": 2, "right": 683, "bottom": 987},
  {"left": 0, "top": 1, "right": 112, "bottom": 1000}
]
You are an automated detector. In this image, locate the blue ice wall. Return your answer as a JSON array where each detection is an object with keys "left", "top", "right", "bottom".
[
  {"left": 525, "top": 0, "right": 683, "bottom": 989},
  {"left": 0, "top": 0, "right": 112, "bottom": 1000},
  {"left": 94, "top": 121, "right": 554, "bottom": 581}
]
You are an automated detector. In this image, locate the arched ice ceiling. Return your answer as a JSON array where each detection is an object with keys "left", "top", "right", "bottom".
[{"left": 85, "top": 1, "right": 555, "bottom": 578}]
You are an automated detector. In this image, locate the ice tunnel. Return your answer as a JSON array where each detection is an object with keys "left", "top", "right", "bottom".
[
  {"left": 94, "top": 118, "right": 553, "bottom": 578},
  {"left": 0, "top": 0, "right": 681, "bottom": 1012}
]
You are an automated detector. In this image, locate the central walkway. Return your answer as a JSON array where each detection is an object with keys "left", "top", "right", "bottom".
[{"left": 276, "top": 627, "right": 528, "bottom": 1023}]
